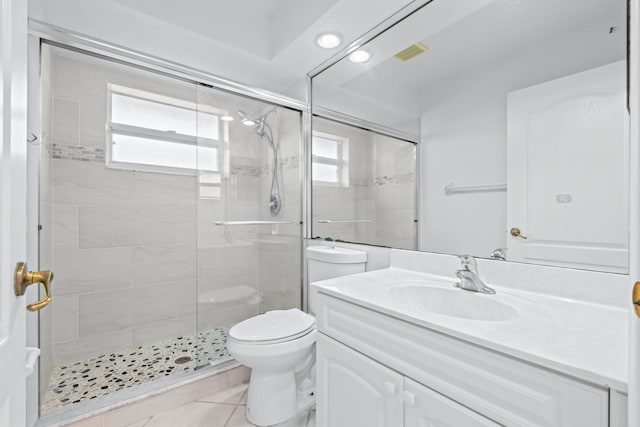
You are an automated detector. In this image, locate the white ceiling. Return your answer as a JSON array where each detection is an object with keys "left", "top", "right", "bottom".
[
  {"left": 28, "top": 0, "right": 416, "bottom": 100},
  {"left": 28, "top": 0, "right": 626, "bottom": 131},
  {"left": 109, "top": 0, "right": 334, "bottom": 59},
  {"left": 313, "top": 0, "right": 627, "bottom": 132}
]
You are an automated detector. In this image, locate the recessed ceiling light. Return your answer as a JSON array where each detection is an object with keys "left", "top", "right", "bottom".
[
  {"left": 348, "top": 49, "right": 371, "bottom": 63},
  {"left": 317, "top": 33, "right": 341, "bottom": 49},
  {"left": 220, "top": 115, "right": 234, "bottom": 122},
  {"left": 242, "top": 119, "right": 256, "bottom": 126}
]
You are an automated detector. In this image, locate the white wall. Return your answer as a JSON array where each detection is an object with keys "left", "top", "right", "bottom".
[{"left": 418, "top": 17, "right": 626, "bottom": 258}]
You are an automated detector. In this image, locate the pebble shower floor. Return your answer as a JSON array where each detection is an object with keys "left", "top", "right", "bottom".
[{"left": 42, "top": 326, "right": 232, "bottom": 414}]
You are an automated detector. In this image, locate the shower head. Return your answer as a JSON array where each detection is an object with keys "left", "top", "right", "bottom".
[
  {"left": 237, "top": 110, "right": 256, "bottom": 126},
  {"left": 236, "top": 108, "right": 277, "bottom": 150},
  {"left": 236, "top": 108, "right": 276, "bottom": 128}
]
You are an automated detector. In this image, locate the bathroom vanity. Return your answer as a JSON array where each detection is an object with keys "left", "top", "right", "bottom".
[{"left": 311, "top": 256, "right": 628, "bottom": 427}]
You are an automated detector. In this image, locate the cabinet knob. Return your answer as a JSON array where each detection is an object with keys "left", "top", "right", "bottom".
[
  {"left": 383, "top": 381, "right": 396, "bottom": 396},
  {"left": 403, "top": 390, "right": 416, "bottom": 406}
]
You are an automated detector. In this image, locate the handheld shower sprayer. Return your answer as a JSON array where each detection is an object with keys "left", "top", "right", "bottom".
[{"left": 236, "top": 108, "right": 281, "bottom": 216}]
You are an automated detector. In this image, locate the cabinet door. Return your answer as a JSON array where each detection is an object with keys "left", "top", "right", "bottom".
[
  {"left": 405, "top": 378, "right": 500, "bottom": 427},
  {"left": 316, "top": 333, "right": 404, "bottom": 427}
]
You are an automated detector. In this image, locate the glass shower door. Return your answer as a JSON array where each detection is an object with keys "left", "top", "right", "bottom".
[
  {"left": 194, "top": 86, "right": 302, "bottom": 369},
  {"left": 40, "top": 44, "right": 202, "bottom": 415},
  {"left": 37, "top": 43, "right": 303, "bottom": 420}
]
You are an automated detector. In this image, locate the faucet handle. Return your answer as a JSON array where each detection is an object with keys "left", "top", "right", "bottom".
[{"left": 457, "top": 255, "right": 477, "bottom": 271}]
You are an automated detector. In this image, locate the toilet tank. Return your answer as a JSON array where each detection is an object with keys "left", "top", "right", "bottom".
[
  {"left": 307, "top": 246, "right": 367, "bottom": 315},
  {"left": 306, "top": 246, "right": 368, "bottom": 282}
]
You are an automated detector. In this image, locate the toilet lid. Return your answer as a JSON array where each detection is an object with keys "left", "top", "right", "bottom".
[{"left": 229, "top": 308, "right": 315, "bottom": 343}]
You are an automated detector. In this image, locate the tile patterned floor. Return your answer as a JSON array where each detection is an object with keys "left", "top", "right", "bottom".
[
  {"left": 128, "top": 382, "right": 316, "bottom": 427},
  {"left": 42, "top": 327, "right": 232, "bottom": 414}
]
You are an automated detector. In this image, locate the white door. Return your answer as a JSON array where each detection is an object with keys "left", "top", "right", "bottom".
[
  {"left": 316, "top": 333, "right": 404, "bottom": 427},
  {"left": 0, "top": 0, "right": 29, "bottom": 425},
  {"left": 507, "top": 61, "right": 629, "bottom": 273},
  {"left": 404, "top": 378, "right": 499, "bottom": 427}
]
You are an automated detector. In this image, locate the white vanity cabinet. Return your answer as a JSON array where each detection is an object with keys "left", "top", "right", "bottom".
[
  {"left": 316, "top": 334, "right": 404, "bottom": 426},
  {"left": 317, "top": 333, "right": 500, "bottom": 427},
  {"left": 315, "top": 292, "right": 612, "bottom": 427},
  {"left": 404, "top": 378, "right": 500, "bottom": 427}
]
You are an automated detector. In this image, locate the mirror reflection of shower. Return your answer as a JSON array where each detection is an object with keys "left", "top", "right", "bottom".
[{"left": 237, "top": 108, "right": 281, "bottom": 216}]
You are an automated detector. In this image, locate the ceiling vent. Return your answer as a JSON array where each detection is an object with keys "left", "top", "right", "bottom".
[{"left": 394, "top": 42, "right": 429, "bottom": 62}]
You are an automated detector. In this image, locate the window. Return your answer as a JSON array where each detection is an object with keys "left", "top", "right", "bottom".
[
  {"left": 312, "top": 132, "right": 349, "bottom": 186},
  {"left": 108, "top": 85, "right": 222, "bottom": 175}
]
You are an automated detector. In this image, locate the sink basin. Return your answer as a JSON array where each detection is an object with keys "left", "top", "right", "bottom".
[{"left": 387, "top": 285, "right": 518, "bottom": 321}]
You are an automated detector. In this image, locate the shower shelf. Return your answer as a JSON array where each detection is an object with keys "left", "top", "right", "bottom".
[
  {"left": 214, "top": 220, "right": 293, "bottom": 226},
  {"left": 318, "top": 219, "right": 372, "bottom": 224}
]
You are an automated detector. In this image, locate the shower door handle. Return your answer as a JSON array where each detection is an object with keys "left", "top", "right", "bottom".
[{"left": 14, "top": 262, "right": 53, "bottom": 311}]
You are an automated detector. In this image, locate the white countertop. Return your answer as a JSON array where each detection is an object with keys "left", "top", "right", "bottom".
[{"left": 312, "top": 267, "right": 628, "bottom": 392}]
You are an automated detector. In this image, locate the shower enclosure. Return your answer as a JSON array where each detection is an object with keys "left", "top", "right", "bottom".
[{"left": 35, "top": 43, "right": 302, "bottom": 419}]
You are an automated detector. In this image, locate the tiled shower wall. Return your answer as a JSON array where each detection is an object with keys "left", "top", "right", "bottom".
[
  {"left": 312, "top": 118, "right": 415, "bottom": 250},
  {"left": 372, "top": 134, "right": 416, "bottom": 250}
]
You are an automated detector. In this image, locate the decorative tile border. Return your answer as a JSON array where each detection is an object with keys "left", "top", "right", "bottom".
[
  {"left": 52, "top": 143, "right": 106, "bottom": 163},
  {"left": 230, "top": 165, "right": 261, "bottom": 177},
  {"left": 349, "top": 173, "right": 415, "bottom": 187},
  {"left": 349, "top": 177, "right": 370, "bottom": 187},
  {"left": 374, "top": 173, "right": 415, "bottom": 186},
  {"left": 260, "top": 155, "right": 300, "bottom": 175},
  {"left": 48, "top": 144, "right": 410, "bottom": 187},
  {"left": 50, "top": 143, "right": 298, "bottom": 178}
]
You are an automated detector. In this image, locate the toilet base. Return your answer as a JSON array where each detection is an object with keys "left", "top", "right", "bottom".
[
  {"left": 246, "top": 369, "right": 296, "bottom": 425},
  {"left": 246, "top": 368, "right": 316, "bottom": 426},
  {"left": 273, "top": 407, "right": 315, "bottom": 427}
]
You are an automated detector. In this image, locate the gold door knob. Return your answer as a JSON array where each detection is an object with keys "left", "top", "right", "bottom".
[
  {"left": 510, "top": 227, "right": 527, "bottom": 239},
  {"left": 633, "top": 282, "right": 640, "bottom": 318},
  {"left": 14, "top": 262, "right": 53, "bottom": 311}
]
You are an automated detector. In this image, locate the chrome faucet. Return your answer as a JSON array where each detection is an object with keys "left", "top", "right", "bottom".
[
  {"left": 490, "top": 248, "right": 506, "bottom": 261},
  {"left": 454, "top": 255, "right": 495, "bottom": 294}
]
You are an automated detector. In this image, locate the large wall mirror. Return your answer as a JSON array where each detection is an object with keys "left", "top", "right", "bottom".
[{"left": 311, "top": 0, "right": 629, "bottom": 273}]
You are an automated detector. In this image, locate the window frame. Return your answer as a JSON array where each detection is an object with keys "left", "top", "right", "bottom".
[
  {"left": 106, "top": 84, "right": 224, "bottom": 176},
  {"left": 312, "top": 131, "right": 349, "bottom": 187}
]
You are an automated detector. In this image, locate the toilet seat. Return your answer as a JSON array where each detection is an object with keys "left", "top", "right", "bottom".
[{"left": 229, "top": 308, "right": 315, "bottom": 344}]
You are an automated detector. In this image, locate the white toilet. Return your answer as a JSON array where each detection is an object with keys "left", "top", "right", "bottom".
[{"left": 227, "top": 245, "right": 367, "bottom": 427}]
